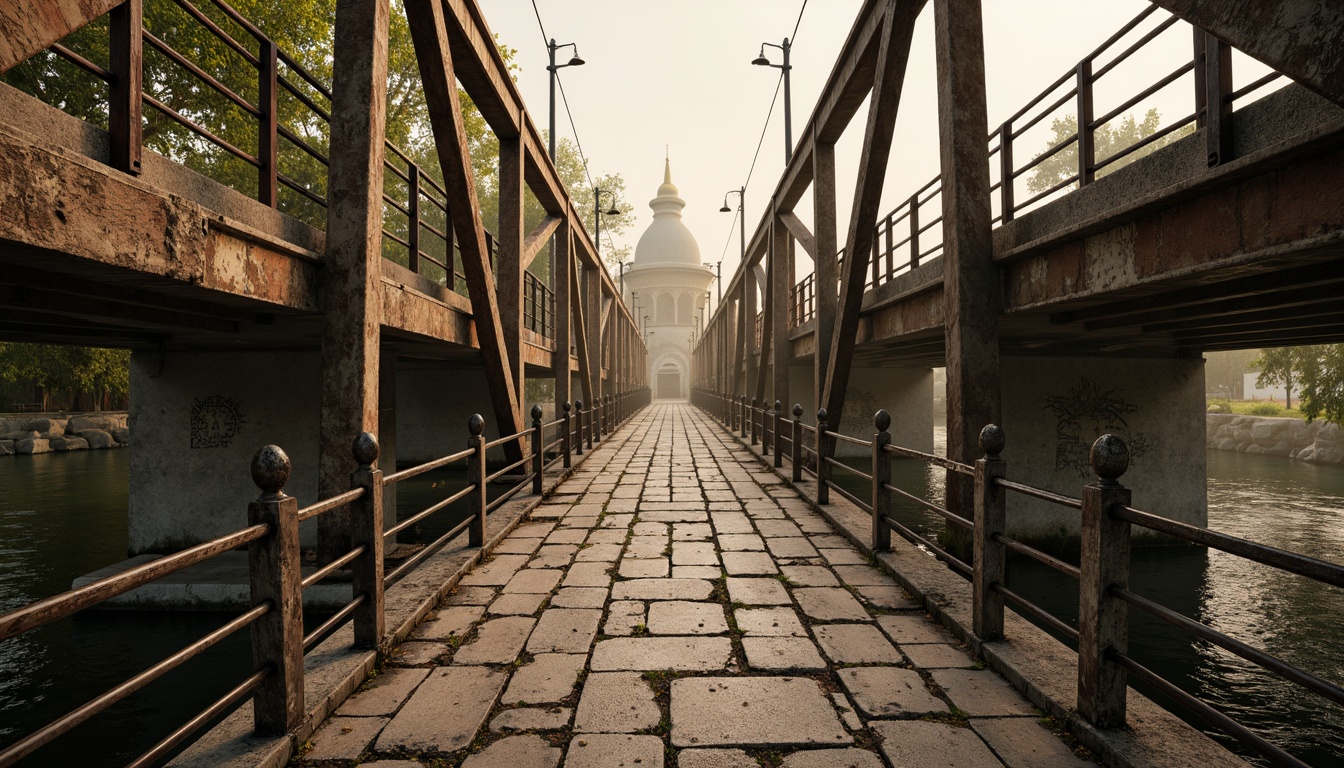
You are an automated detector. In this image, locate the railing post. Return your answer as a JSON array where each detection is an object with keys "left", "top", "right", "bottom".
[
  {"left": 908, "top": 193, "right": 920, "bottom": 268},
  {"left": 257, "top": 38, "right": 278, "bottom": 206},
  {"left": 586, "top": 400, "right": 595, "bottom": 450},
  {"left": 740, "top": 396, "right": 749, "bottom": 438},
  {"left": 791, "top": 404, "right": 803, "bottom": 482},
  {"left": 108, "top": 0, "right": 143, "bottom": 176},
  {"left": 973, "top": 425, "right": 1007, "bottom": 641},
  {"left": 773, "top": 400, "right": 784, "bottom": 468},
  {"left": 750, "top": 398, "right": 758, "bottom": 445},
  {"left": 574, "top": 400, "right": 585, "bottom": 456},
  {"left": 246, "top": 445, "right": 303, "bottom": 734},
  {"left": 532, "top": 405, "right": 544, "bottom": 495},
  {"left": 408, "top": 165, "right": 421, "bottom": 273},
  {"left": 350, "top": 432, "right": 384, "bottom": 648},
  {"left": 998, "top": 122, "right": 1015, "bottom": 223},
  {"left": 761, "top": 401, "right": 771, "bottom": 457},
  {"left": 467, "top": 415, "right": 487, "bottom": 547},
  {"left": 816, "top": 408, "right": 830, "bottom": 504},
  {"left": 1077, "top": 59, "right": 1095, "bottom": 187},
  {"left": 872, "top": 411, "right": 892, "bottom": 551},
  {"left": 561, "top": 401, "right": 572, "bottom": 468},
  {"left": 1079, "top": 434, "right": 1132, "bottom": 728}
]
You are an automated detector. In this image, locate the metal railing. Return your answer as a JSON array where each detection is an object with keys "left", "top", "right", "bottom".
[
  {"left": 0, "top": 392, "right": 651, "bottom": 766},
  {"left": 523, "top": 271, "right": 556, "bottom": 340},
  {"left": 774, "top": 5, "right": 1286, "bottom": 329},
  {"left": 691, "top": 391, "right": 1343, "bottom": 768}
]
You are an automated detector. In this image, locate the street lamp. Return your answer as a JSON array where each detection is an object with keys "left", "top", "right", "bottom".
[
  {"left": 709, "top": 261, "right": 722, "bottom": 305},
  {"left": 752, "top": 38, "right": 793, "bottom": 162},
  {"left": 547, "top": 39, "right": 585, "bottom": 161},
  {"left": 720, "top": 187, "right": 746, "bottom": 268},
  {"left": 594, "top": 187, "right": 620, "bottom": 255}
]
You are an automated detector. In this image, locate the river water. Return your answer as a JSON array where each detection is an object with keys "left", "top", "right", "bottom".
[{"left": 0, "top": 436, "right": 1341, "bottom": 766}]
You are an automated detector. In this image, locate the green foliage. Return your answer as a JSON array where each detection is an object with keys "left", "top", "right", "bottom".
[
  {"left": 1246, "top": 402, "right": 1285, "bottom": 417},
  {"left": 1206, "top": 398, "right": 1231, "bottom": 414},
  {"left": 0, "top": 343, "right": 130, "bottom": 408},
  {"left": 1026, "top": 108, "right": 1194, "bottom": 195},
  {"left": 1256, "top": 345, "right": 1344, "bottom": 424}
]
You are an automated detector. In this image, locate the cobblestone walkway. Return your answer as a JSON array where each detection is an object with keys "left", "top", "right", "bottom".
[{"left": 297, "top": 403, "right": 1097, "bottom": 768}]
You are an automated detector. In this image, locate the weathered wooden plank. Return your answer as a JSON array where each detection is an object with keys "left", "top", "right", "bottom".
[
  {"left": 821, "top": 0, "right": 921, "bottom": 429},
  {"left": 778, "top": 211, "right": 817, "bottom": 259},
  {"left": 523, "top": 215, "right": 561, "bottom": 268},
  {"left": 769, "top": 205, "right": 792, "bottom": 408},
  {"left": 0, "top": 0, "right": 123, "bottom": 73},
  {"left": 318, "top": 0, "right": 390, "bottom": 561},
  {"left": 1151, "top": 0, "right": 1344, "bottom": 108},
  {"left": 554, "top": 218, "right": 573, "bottom": 409},
  {"left": 812, "top": 138, "right": 838, "bottom": 413},
  {"left": 570, "top": 254, "right": 595, "bottom": 404},
  {"left": 498, "top": 135, "right": 525, "bottom": 417},
  {"left": 404, "top": 0, "right": 523, "bottom": 444}
]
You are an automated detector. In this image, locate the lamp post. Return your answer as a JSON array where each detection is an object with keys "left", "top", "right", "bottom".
[
  {"left": 720, "top": 187, "right": 746, "bottom": 267},
  {"left": 593, "top": 187, "right": 620, "bottom": 256},
  {"left": 618, "top": 260, "right": 629, "bottom": 301},
  {"left": 752, "top": 38, "right": 793, "bottom": 163},
  {"left": 710, "top": 261, "right": 722, "bottom": 305},
  {"left": 547, "top": 39, "right": 585, "bottom": 161}
]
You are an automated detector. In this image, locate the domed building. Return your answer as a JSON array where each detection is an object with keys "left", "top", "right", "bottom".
[{"left": 623, "top": 159, "right": 716, "bottom": 400}]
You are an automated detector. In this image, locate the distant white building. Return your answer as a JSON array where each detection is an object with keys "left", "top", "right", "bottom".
[
  {"left": 1243, "top": 373, "right": 1298, "bottom": 402},
  {"left": 622, "top": 159, "right": 715, "bottom": 399}
]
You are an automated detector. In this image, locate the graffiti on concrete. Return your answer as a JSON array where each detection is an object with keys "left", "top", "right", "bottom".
[
  {"left": 1045, "top": 378, "right": 1149, "bottom": 477},
  {"left": 191, "top": 396, "right": 245, "bottom": 449}
]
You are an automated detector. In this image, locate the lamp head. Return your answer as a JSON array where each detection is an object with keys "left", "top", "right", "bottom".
[
  {"left": 719, "top": 200, "right": 731, "bottom": 212},
  {"left": 568, "top": 53, "right": 585, "bottom": 67},
  {"left": 752, "top": 48, "right": 770, "bottom": 66},
  {"left": 606, "top": 206, "right": 620, "bottom": 216}
]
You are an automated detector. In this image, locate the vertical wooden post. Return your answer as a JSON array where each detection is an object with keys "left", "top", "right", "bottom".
[
  {"left": 574, "top": 400, "right": 585, "bottom": 456},
  {"left": 498, "top": 136, "right": 526, "bottom": 456},
  {"left": 555, "top": 221, "right": 572, "bottom": 420},
  {"left": 1202, "top": 32, "right": 1233, "bottom": 167},
  {"left": 562, "top": 401, "right": 572, "bottom": 467},
  {"left": 908, "top": 192, "right": 921, "bottom": 267},
  {"left": 791, "top": 404, "right": 803, "bottom": 482},
  {"left": 816, "top": 408, "right": 830, "bottom": 504},
  {"left": 350, "top": 432, "right": 385, "bottom": 648},
  {"left": 1077, "top": 59, "right": 1095, "bottom": 186},
  {"left": 407, "top": 165, "right": 421, "bottom": 273},
  {"left": 872, "top": 411, "right": 892, "bottom": 551},
  {"left": 998, "top": 122, "right": 1014, "bottom": 223},
  {"left": 532, "top": 405, "right": 544, "bottom": 493},
  {"left": 246, "top": 446, "right": 303, "bottom": 734},
  {"left": 973, "top": 424, "right": 1007, "bottom": 640},
  {"left": 467, "top": 414, "right": 487, "bottom": 547},
  {"left": 257, "top": 38, "right": 278, "bottom": 206},
  {"left": 1079, "top": 434, "right": 1132, "bottom": 728},
  {"left": 812, "top": 138, "right": 837, "bottom": 419},
  {"left": 750, "top": 398, "right": 758, "bottom": 445},
  {"left": 774, "top": 400, "right": 784, "bottom": 468},
  {"left": 935, "top": 0, "right": 1000, "bottom": 525},
  {"left": 108, "top": 0, "right": 143, "bottom": 176},
  {"left": 762, "top": 401, "right": 771, "bottom": 457},
  {"left": 319, "top": 0, "right": 389, "bottom": 563}
]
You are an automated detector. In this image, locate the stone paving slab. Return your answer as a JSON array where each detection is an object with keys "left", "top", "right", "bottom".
[
  {"left": 837, "top": 666, "right": 948, "bottom": 717},
  {"left": 741, "top": 636, "right": 828, "bottom": 670},
  {"left": 872, "top": 719, "right": 1004, "bottom": 768},
  {"left": 374, "top": 666, "right": 506, "bottom": 753},
  {"left": 812, "top": 623, "right": 903, "bottom": 665},
  {"left": 794, "top": 587, "right": 871, "bottom": 621},
  {"left": 339, "top": 667, "right": 430, "bottom": 716},
  {"left": 564, "top": 734, "right": 664, "bottom": 768},
  {"left": 780, "top": 749, "right": 885, "bottom": 768},
  {"left": 676, "top": 748, "right": 757, "bottom": 768},
  {"left": 454, "top": 617, "right": 535, "bottom": 664},
  {"left": 611, "top": 578, "right": 713, "bottom": 601},
  {"left": 460, "top": 735, "right": 560, "bottom": 768},
  {"left": 487, "top": 593, "right": 548, "bottom": 616},
  {"left": 932, "top": 669, "right": 1038, "bottom": 717},
  {"left": 306, "top": 716, "right": 387, "bottom": 760},
  {"left": 669, "top": 677, "right": 851, "bottom": 747},
  {"left": 573, "top": 672, "right": 660, "bottom": 733},
  {"left": 550, "top": 586, "right": 609, "bottom": 609},
  {"left": 725, "top": 577, "right": 791, "bottom": 605},
  {"left": 590, "top": 637, "right": 732, "bottom": 671},
  {"left": 503, "top": 653, "right": 585, "bottom": 704},
  {"left": 490, "top": 707, "right": 573, "bottom": 732},
  {"left": 526, "top": 608, "right": 602, "bottom": 654},
  {"left": 971, "top": 717, "right": 1095, "bottom": 767},
  {"left": 646, "top": 600, "right": 729, "bottom": 635},
  {"left": 735, "top": 607, "right": 806, "bottom": 636}
]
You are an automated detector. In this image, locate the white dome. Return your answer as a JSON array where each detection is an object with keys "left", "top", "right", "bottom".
[{"left": 633, "top": 158, "right": 702, "bottom": 266}]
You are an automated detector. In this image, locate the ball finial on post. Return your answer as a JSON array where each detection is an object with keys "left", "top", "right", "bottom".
[
  {"left": 468, "top": 413, "right": 485, "bottom": 437},
  {"left": 563, "top": 400, "right": 572, "bottom": 413},
  {"left": 874, "top": 409, "right": 891, "bottom": 432},
  {"left": 352, "top": 431, "right": 379, "bottom": 467},
  {"left": 817, "top": 408, "right": 828, "bottom": 424},
  {"left": 251, "top": 445, "right": 291, "bottom": 496},
  {"left": 792, "top": 403, "right": 803, "bottom": 418},
  {"left": 1089, "top": 434, "right": 1130, "bottom": 483},
  {"left": 531, "top": 404, "right": 543, "bottom": 421},
  {"left": 774, "top": 400, "right": 782, "bottom": 414},
  {"left": 978, "top": 424, "right": 1006, "bottom": 458}
]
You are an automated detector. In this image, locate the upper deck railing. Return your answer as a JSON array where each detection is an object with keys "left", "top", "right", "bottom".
[{"left": 712, "top": 4, "right": 1288, "bottom": 330}]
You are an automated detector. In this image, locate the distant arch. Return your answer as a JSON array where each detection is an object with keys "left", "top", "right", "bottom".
[
  {"left": 656, "top": 292, "right": 675, "bottom": 325},
  {"left": 676, "top": 293, "right": 693, "bottom": 325}
]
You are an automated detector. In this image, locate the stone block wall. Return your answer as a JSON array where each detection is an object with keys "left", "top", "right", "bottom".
[{"left": 1206, "top": 413, "right": 1343, "bottom": 464}]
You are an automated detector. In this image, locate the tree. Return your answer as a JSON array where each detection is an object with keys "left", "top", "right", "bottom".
[
  {"left": 0, "top": 343, "right": 130, "bottom": 411},
  {"left": 1026, "top": 108, "right": 1194, "bottom": 195},
  {"left": 1256, "top": 345, "right": 1344, "bottom": 423}
]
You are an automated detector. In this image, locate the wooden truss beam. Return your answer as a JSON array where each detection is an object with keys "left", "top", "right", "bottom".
[{"left": 0, "top": 0, "right": 122, "bottom": 73}]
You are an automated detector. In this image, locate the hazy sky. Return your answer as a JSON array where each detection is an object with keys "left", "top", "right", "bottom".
[{"left": 474, "top": 1, "right": 1274, "bottom": 295}]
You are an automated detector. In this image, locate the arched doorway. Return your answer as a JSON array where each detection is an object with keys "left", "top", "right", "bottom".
[{"left": 656, "top": 362, "right": 683, "bottom": 400}]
